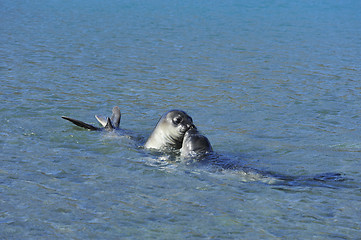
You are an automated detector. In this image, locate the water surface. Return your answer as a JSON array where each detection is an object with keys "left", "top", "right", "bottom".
[{"left": 1, "top": 0, "right": 361, "bottom": 239}]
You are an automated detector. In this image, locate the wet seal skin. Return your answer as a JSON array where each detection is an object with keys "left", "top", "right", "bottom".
[
  {"left": 62, "top": 106, "right": 121, "bottom": 131},
  {"left": 144, "top": 110, "right": 194, "bottom": 150},
  {"left": 180, "top": 126, "right": 213, "bottom": 158}
]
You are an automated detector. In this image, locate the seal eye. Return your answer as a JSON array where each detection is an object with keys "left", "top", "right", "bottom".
[{"left": 172, "top": 117, "right": 182, "bottom": 125}]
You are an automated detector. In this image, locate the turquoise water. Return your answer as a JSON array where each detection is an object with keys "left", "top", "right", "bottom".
[{"left": 1, "top": 0, "right": 361, "bottom": 239}]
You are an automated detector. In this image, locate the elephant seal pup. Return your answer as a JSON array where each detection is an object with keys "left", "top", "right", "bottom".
[
  {"left": 180, "top": 126, "right": 213, "bottom": 158},
  {"left": 144, "top": 110, "right": 194, "bottom": 150}
]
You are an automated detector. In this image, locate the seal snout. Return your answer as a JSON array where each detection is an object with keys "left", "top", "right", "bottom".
[
  {"left": 188, "top": 123, "right": 196, "bottom": 130},
  {"left": 182, "top": 123, "right": 196, "bottom": 134}
]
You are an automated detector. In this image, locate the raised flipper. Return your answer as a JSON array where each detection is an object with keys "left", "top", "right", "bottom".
[
  {"left": 95, "top": 115, "right": 107, "bottom": 127},
  {"left": 95, "top": 106, "right": 121, "bottom": 129},
  {"left": 104, "top": 117, "right": 115, "bottom": 131},
  {"left": 110, "top": 106, "right": 121, "bottom": 128},
  {"left": 61, "top": 116, "right": 100, "bottom": 131}
]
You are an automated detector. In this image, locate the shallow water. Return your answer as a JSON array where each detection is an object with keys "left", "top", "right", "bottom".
[{"left": 1, "top": 0, "right": 361, "bottom": 239}]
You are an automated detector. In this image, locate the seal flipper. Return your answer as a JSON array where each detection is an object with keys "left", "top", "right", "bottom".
[
  {"left": 110, "top": 106, "right": 121, "bottom": 128},
  {"left": 95, "top": 106, "right": 121, "bottom": 128},
  {"left": 61, "top": 116, "right": 100, "bottom": 131},
  {"left": 95, "top": 115, "right": 107, "bottom": 127},
  {"left": 104, "top": 117, "right": 114, "bottom": 131}
]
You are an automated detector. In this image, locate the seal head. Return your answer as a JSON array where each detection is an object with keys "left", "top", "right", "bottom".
[
  {"left": 144, "top": 110, "right": 194, "bottom": 150},
  {"left": 180, "top": 126, "right": 213, "bottom": 158}
]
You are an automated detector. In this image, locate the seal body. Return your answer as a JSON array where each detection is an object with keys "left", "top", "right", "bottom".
[
  {"left": 180, "top": 127, "right": 213, "bottom": 157},
  {"left": 144, "top": 110, "right": 194, "bottom": 150}
]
